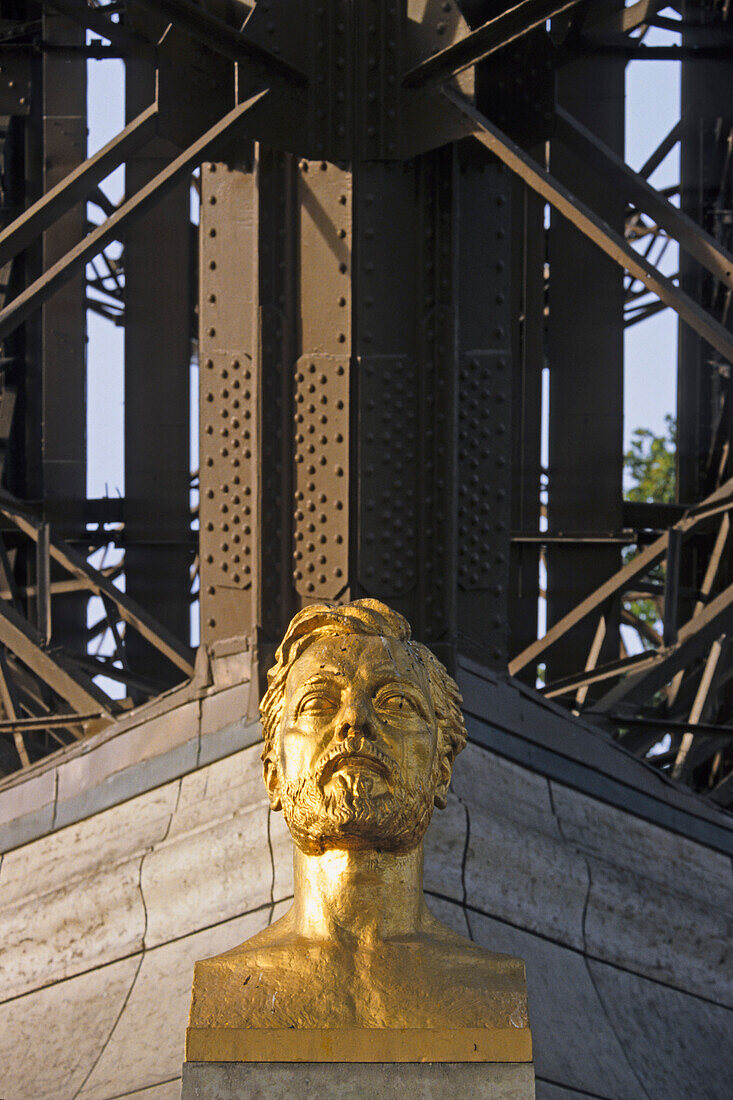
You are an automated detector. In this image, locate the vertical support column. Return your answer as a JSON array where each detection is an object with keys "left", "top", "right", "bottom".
[
  {"left": 124, "top": 60, "right": 191, "bottom": 686},
  {"left": 413, "top": 149, "right": 456, "bottom": 661},
  {"left": 546, "top": 37, "right": 625, "bottom": 681},
  {"left": 677, "top": 2, "right": 733, "bottom": 504},
  {"left": 199, "top": 147, "right": 296, "bottom": 666},
  {"left": 39, "top": 12, "right": 87, "bottom": 513},
  {"left": 24, "top": 10, "right": 87, "bottom": 646},
  {"left": 455, "top": 147, "right": 513, "bottom": 667},
  {"left": 294, "top": 158, "right": 352, "bottom": 605},
  {"left": 509, "top": 176, "right": 544, "bottom": 669},
  {"left": 354, "top": 156, "right": 450, "bottom": 646}
]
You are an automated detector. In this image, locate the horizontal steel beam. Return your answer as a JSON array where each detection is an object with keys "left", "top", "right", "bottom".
[
  {"left": 613, "top": 715, "right": 733, "bottom": 738},
  {"left": 445, "top": 88, "right": 733, "bottom": 367},
  {"left": 0, "top": 103, "right": 157, "bottom": 269},
  {"left": 403, "top": 0, "right": 583, "bottom": 89},
  {"left": 571, "top": 43, "right": 733, "bottom": 59},
  {"left": 40, "top": 0, "right": 156, "bottom": 62},
  {"left": 585, "top": 0, "right": 664, "bottom": 36},
  {"left": 512, "top": 532, "right": 637, "bottom": 545},
  {"left": 0, "top": 711, "right": 101, "bottom": 733},
  {"left": 128, "top": 0, "right": 307, "bottom": 86},
  {"left": 554, "top": 106, "right": 733, "bottom": 292},
  {"left": 0, "top": 89, "right": 270, "bottom": 344}
]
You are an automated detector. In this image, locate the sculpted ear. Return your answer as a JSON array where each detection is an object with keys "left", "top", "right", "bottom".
[
  {"left": 263, "top": 755, "right": 282, "bottom": 812},
  {"left": 432, "top": 728, "right": 453, "bottom": 810},
  {"left": 433, "top": 768, "right": 451, "bottom": 810}
]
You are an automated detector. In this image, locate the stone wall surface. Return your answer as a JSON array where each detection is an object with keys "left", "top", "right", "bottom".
[{"left": 0, "top": 661, "right": 730, "bottom": 1100}]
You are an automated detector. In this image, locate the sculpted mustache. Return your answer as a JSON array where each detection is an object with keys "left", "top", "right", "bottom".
[{"left": 315, "top": 737, "right": 396, "bottom": 786}]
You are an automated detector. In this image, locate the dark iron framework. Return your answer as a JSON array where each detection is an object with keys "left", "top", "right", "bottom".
[{"left": 0, "top": 0, "right": 731, "bottom": 808}]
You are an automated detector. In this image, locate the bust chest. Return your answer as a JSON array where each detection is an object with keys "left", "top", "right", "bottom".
[{"left": 190, "top": 938, "right": 528, "bottom": 1031}]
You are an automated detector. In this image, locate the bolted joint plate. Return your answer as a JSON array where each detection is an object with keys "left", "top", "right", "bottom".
[{"left": 227, "top": 0, "right": 476, "bottom": 160}]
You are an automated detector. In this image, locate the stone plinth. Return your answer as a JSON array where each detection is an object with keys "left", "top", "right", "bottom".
[{"left": 181, "top": 1061, "right": 536, "bottom": 1099}]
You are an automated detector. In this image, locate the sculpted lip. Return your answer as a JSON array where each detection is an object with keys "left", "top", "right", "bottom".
[{"left": 318, "top": 750, "right": 392, "bottom": 787}]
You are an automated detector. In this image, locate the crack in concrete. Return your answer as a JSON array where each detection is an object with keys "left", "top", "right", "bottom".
[
  {"left": 0, "top": 895, "right": 299, "bottom": 1011},
  {"left": 194, "top": 699, "right": 203, "bottom": 770},
  {"left": 548, "top": 776, "right": 653, "bottom": 1098},
  {"left": 534, "top": 1074, "right": 614, "bottom": 1100},
  {"left": 579, "top": 856, "right": 653, "bottom": 1100},
  {"left": 106, "top": 1075, "right": 182, "bottom": 1100},
  {"left": 458, "top": 797, "right": 474, "bottom": 941},
  {"left": 71, "top": 948, "right": 144, "bottom": 1100},
  {"left": 50, "top": 766, "right": 59, "bottom": 832},
  {"left": 72, "top": 851, "right": 152, "bottom": 1099},
  {"left": 138, "top": 852, "right": 150, "bottom": 950},
  {"left": 160, "top": 778, "right": 183, "bottom": 845},
  {"left": 546, "top": 778, "right": 568, "bottom": 843}
]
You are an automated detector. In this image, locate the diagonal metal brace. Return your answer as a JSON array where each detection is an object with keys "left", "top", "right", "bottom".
[
  {"left": 444, "top": 87, "right": 733, "bottom": 368},
  {"left": 0, "top": 88, "right": 271, "bottom": 344},
  {"left": 509, "top": 477, "right": 733, "bottom": 675},
  {"left": 403, "top": 0, "right": 583, "bottom": 89},
  {"left": 0, "top": 103, "right": 158, "bottom": 270},
  {"left": 128, "top": 0, "right": 307, "bottom": 86},
  {"left": 0, "top": 495, "right": 195, "bottom": 678},
  {"left": 554, "top": 106, "right": 733, "bottom": 293}
]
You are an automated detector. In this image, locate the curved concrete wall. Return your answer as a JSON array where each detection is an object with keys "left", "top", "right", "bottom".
[{"left": 1, "top": 724, "right": 731, "bottom": 1099}]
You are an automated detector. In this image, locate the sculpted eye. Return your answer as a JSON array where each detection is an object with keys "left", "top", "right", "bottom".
[
  {"left": 297, "top": 691, "right": 339, "bottom": 717},
  {"left": 374, "top": 689, "right": 419, "bottom": 715}
]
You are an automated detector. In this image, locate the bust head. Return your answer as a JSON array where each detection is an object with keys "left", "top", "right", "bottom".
[{"left": 260, "top": 599, "right": 466, "bottom": 855}]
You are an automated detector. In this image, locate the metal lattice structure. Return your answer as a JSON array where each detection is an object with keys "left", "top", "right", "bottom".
[{"left": 0, "top": 0, "right": 732, "bottom": 808}]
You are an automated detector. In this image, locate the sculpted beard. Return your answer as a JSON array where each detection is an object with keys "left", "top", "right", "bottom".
[{"left": 279, "top": 742, "right": 438, "bottom": 855}]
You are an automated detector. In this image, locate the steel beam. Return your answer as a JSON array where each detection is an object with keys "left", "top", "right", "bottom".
[
  {"left": 23, "top": 7, "right": 89, "bottom": 657},
  {"left": 40, "top": 0, "right": 156, "bottom": 63},
  {"left": 0, "top": 597, "right": 111, "bottom": 715},
  {"left": 199, "top": 134, "right": 512, "bottom": 673},
  {"left": 402, "top": 0, "right": 583, "bottom": 90},
  {"left": 0, "top": 103, "right": 158, "bottom": 269},
  {"left": 509, "top": 175, "right": 544, "bottom": 667},
  {"left": 554, "top": 106, "right": 733, "bottom": 292},
  {"left": 677, "top": 7, "right": 733, "bottom": 503},
  {"left": 0, "top": 89, "right": 271, "bottom": 343},
  {"left": 123, "top": 58, "right": 191, "bottom": 689},
  {"left": 444, "top": 88, "right": 733, "bottom": 367},
  {"left": 591, "top": 577, "right": 733, "bottom": 714},
  {"left": 128, "top": 0, "right": 307, "bottom": 86},
  {"left": 0, "top": 496, "right": 194, "bottom": 676},
  {"left": 509, "top": 477, "right": 733, "bottom": 675},
  {"left": 543, "top": 32, "right": 624, "bottom": 683}
]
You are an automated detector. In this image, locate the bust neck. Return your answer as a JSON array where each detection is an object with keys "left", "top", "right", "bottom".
[{"left": 291, "top": 843, "right": 428, "bottom": 943}]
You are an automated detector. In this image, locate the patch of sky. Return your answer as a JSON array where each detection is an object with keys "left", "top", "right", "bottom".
[
  {"left": 86, "top": 37, "right": 125, "bottom": 501},
  {"left": 623, "top": 14, "right": 681, "bottom": 452}
]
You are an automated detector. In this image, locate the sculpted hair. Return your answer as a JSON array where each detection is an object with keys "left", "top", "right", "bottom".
[{"left": 260, "top": 598, "right": 466, "bottom": 808}]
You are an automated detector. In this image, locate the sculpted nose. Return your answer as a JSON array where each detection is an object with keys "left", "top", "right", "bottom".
[{"left": 336, "top": 696, "right": 375, "bottom": 741}]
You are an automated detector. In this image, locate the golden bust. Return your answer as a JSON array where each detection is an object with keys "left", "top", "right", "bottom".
[{"left": 186, "top": 599, "right": 531, "bottom": 1063}]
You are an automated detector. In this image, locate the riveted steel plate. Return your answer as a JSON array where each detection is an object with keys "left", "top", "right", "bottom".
[
  {"left": 199, "top": 162, "right": 257, "bottom": 642},
  {"left": 457, "top": 351, "right": 511, "bottom": 594},
  {"left": 293, "top": 355, "right": 350, "bottom": 600},
  {"left": 358, "top": 356, "right": 418, "bottom": 598}
]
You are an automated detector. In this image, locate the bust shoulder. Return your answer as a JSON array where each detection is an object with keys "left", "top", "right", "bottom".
[{"left": 189, "top": 906, "right": 528, "bottom": 1031}]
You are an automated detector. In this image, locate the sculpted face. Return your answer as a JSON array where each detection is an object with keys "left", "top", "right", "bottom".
[{"left": 273, "top": 633, "right": 440, "bottom": 854}]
